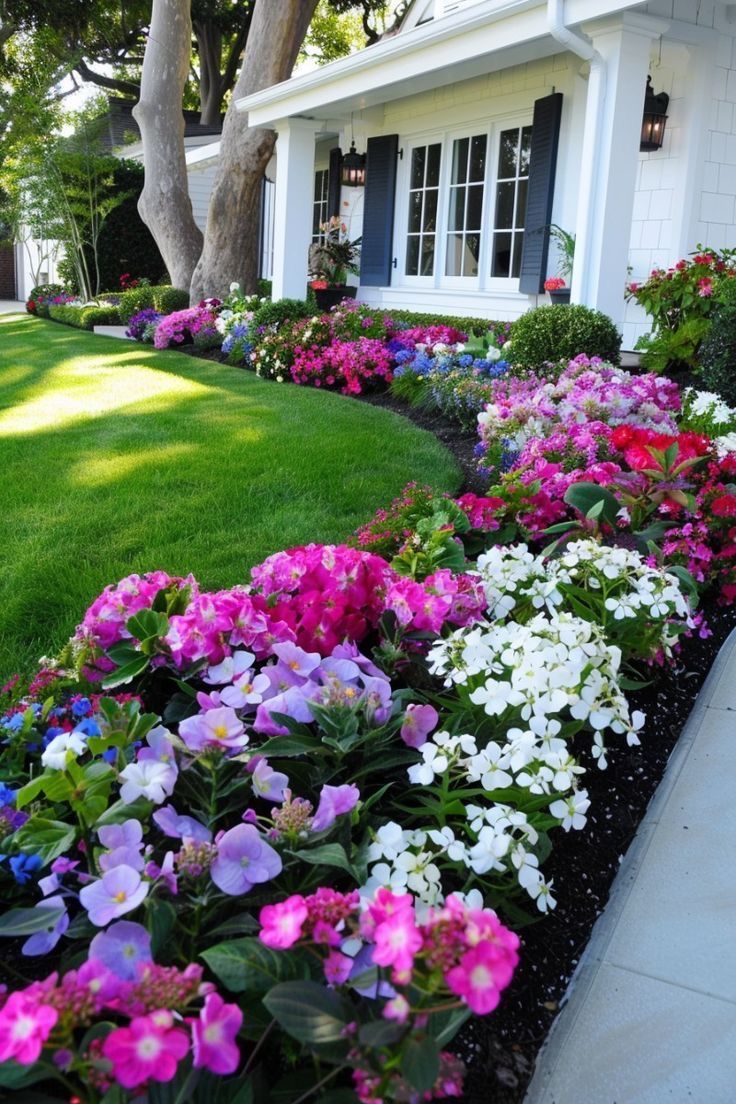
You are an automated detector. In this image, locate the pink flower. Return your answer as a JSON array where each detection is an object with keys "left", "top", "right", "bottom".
[
  {"left": 400, "top": 703, "right": 439, "bottom": 748},
  {"left": 103, "top": 1010, "right": 190, "bottom": 1088},
  {"left": 259, "top": 895, "right": 308, "bottom": 948},
  {"left": 178, "top": 706, "right": 247, "bottom": 752},
  {"left": 445, "top": 944, "right": 512, "bottom": 1014},
  {"left": 190, "top": 992, "right": 242, "bottom": 1074},
  {"left": 323, "top": 950, "right": 353, "bottom": 985},
  {"left": 698, "top": 276, "right": 713, "bottom": 297},
  {"left": 0, "top": 991, "right": 58, "bottom": 1064},
  {"left": 371, "top": 910, "right": 423, "bottom": 980}
]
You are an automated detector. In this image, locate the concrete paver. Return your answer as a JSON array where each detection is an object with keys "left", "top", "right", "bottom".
[
  {"left": 525, "top": 630, "right": 736, "bottom": 1104},
  {"left": 0, "top": 300, "right": 24, "bottom": 313}
]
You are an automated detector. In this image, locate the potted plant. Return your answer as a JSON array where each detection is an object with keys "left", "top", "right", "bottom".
[
  {"left": 544, "top": 225, "right": 575, "bottom": 304},
  {"left": 308, "top": 216, "right": 362, "bottom": 310}
]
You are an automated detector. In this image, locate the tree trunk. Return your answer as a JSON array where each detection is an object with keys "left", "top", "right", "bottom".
[
  {"left": 133, "top": 0, "right": 203, "bottom": 290},
  {"left": 190, "top": 0, "right": 319, "bottom": 302},
  {"left": 193, "top": 19, "right": 225, "bottom": 129}
]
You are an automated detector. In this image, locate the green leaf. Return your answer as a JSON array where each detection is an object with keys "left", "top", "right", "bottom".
[
  {"left": 14, "top": 775, "right": 47, "bottom": 808},
  {"left": 401, "top": 1035, "right": 441, "bottom": 1093},
  {"left": 126, "top": 608, "right": 169, "bottom": 642},
  {"left": 148, "top": 899, "right": 177, "bottom": 957},
  {"left": 0, "top": 904, "right": 65, "bottom": 937},
  {"left": 201, "top": 938, "right": 312, "bottom": 994},
  {"left": 564, "top": 483, "right": 621, "bottom": 525},
  {"left": 263, "top": 980, "right": 351, "bottom": 1045},
  {"left": 102, "top": 653, "right": 150, "bottom": 688},
  {"left": 0, "top": 1063, "right": 56, "bottom": 1090},
  {"left": 96, "top": 796, "right": 152, "bottom": 827},
  {"left": 358, "top": 1019, "right": 404, "bottom": 1046},
  {"left": 427, "top": 1006, "right": 471, "bottom": 1047},
  {"left": 256, "top": 733, "right": 318, "bottom": 757},
  {"left": 289, "top": 842, "right": 357, "bottom": 880},
  {"left": 13, "top": 818, "right": 77, "bottom": 863}
]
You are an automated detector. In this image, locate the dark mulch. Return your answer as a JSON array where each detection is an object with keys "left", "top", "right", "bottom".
[{"left": 146, "top": 350, "right": 735, "bottom": 1099}]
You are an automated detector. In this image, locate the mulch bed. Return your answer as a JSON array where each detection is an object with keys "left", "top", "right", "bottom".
[{"left": 166, "top": 350, "right": 735, "bottom": 1100}]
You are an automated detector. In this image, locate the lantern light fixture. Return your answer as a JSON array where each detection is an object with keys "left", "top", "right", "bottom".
[
  {"left": 640, "top": 74, "right": 669, "bottom": 152},
  {"left": 341, "top": 115, "right": 366, "bottom": 186}
]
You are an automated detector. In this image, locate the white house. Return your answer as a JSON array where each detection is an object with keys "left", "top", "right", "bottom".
[{"left": 234, "top": 0, "right": 736, "bottom": 350}]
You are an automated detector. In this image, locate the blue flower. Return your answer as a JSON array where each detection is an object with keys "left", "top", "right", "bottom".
[
  {"left": 9, "top": 853, "right": 42, "bottom": 885},
  {"left": 71, "top": 697, "right": 92, "bottom": 718},
  {"left": 2, "top": 713, "right": 26, "bottom": 733},
  {"left": 0, "top": 783, "right": 16, "bottom": 806},
  {"left": 74, "top": 717, "right": 101, "bottom": 739},
  {"left": 41, "top": 725, "right": 65, "bottom": 748}
]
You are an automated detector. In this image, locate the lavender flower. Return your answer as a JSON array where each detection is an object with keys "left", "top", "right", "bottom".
[
  {"left": 311, "top": 784, "right": 360, "bottom": 832},
  {"left": 210, "top": 825, "right": 282, "bottom": 895},
  {"left": 88, "top": 920, "right": 152, "bottom": 980}
]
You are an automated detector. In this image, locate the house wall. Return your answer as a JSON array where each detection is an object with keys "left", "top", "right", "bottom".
[
  {"left": 188, "top": 162, "right": 219, "bottom": 232},
  {"left": 14, "top": 235, "right": 65, "bottom": 301},
  {"left": 0, "top": 245, "right": 16, "bottom": 299},
  {"left": 341, "top": 50, "right": 579, "bottom": 322}
]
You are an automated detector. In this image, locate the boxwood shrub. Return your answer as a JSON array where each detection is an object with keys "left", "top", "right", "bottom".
[
  {"left": 507, "top": 304, "right": 622, "bottom": 368},
  {"left": 47, "top": 304, "right": 122, "bottom": 330},
  {"left": 698, "top": 280, "right": 736, "bottom": 404},
  {"left": 119, "top": 285, "right": 190, "bottom": 323}
]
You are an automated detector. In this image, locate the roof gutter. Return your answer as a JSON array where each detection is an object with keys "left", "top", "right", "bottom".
[{"left": 546, "top": 0, "right": 605, "bottom": 305}]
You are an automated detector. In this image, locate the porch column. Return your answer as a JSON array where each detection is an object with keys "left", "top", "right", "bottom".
[
  {"left": 271, "top": 117, "right": 317, "bottom": 301},
  {"left": 571, "top": 13, "right": 668, "bottom": 326}
]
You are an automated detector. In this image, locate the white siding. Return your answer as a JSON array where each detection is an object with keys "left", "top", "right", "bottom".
[{"left": 187, "top": 163, "right": 219, "bottom": 232}]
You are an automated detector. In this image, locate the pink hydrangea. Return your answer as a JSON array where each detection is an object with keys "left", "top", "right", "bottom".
[{"left": 75, "top": 571, "right": 193, "bottom": 652}]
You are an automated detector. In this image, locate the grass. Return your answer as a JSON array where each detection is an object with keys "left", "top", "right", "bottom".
[{"left": 0, "top": 315, "right": 461, "bottom": 680}]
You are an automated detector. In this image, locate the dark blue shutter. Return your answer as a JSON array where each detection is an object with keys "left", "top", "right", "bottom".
[
  {"left": 327, "top": 146, "right": 342, "bottom": 220},
  {"left": 519, "top": 92, "right": 564, "bottom": 294},
  {"left": 360, "top": 134, "right": 399, "bottom": 286}
]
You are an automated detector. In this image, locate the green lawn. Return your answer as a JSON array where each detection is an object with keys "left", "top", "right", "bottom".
[{"left": 0, "top": 315, "right": 460, "bottom": 680}]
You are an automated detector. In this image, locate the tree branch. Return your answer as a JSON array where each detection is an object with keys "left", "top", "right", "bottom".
[{"left": 75, "top": 58, "right": 140, "bottom": 97}]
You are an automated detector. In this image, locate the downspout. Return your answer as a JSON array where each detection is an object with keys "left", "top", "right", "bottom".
[{"left": 546, "top": 0, "right": 606, "bottom": 305}]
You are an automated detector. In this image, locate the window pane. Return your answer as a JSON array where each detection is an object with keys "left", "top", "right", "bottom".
[
  {"left": 445, "top": 233, "right": 464, "bottom": 277},
  {"left": 515, "top": 179, "right": 528, "bottom": 228},
  {"left": 491, "top": 232, "right": 512, "bottom": 277},
  {"left": 408, "top": 190, "right": 423, "bottom": 234},
  {"left": 494, "top": 182, "right": 515, "bottom": 230},
  {"left": 470, "top": 135, "right": 487, "bottom": 182},
  {"left": 465, "top": 232, "right": 481, "bottom": 276},
  {"left": 452, "top": 138, "right": 469, "bottom": 185},
  {"left": 423, "top": 189, "right": 439, "bottom": 232},
  {"left": 314, "top": 171, "right": 322, "bottom": 201},
  {"left": 406, "top": 236, "right": 420, "bottom": 276},
  {"left": 520, "top": 126, "right": 533, "bottom": 176},
  {"left": 426, "top": 143, "right": 442, "bottom": 188},
  {"left": 511, "top": 232, "right": 524, "bottom": 278},
  {"left": 497, "top": 128, "right": 519, "bottom": 179},
  {"left": 411, "top": 147, "right": 426, "bottom": 190},
  {"left": 448, "top": 187, "right": 465, "bottom": 231},
  {"left": 421, "top": 235, "right": 435, "bottom": 276},
  {"left": 466, "top": 184, "right": 484, "bottom": 230},
  {"left": 312, "top": 208, "right": 321, "bottom": 237}
]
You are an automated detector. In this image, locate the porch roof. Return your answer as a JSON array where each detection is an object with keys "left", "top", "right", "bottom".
[{"left": 235, "top": 0, "right": 645, "bottom": 127}]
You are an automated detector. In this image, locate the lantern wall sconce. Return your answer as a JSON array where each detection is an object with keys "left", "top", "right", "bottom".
[
  {"left": 341, "top": 139, "right": 366, "bottom": 186},
  {"left": 640, "top": 75, "right": 669, "bottom": 152}
]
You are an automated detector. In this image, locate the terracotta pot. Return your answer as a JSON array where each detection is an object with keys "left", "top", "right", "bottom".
[{"left": 313, "top": 286, "right": 358, "bottom": 311}]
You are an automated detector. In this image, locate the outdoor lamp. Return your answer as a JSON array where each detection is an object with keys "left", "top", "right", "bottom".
[
  {"left": 341, "top": 139, "right": 366, "bottom": 186},
  {"left": 640, "top": 75, "right": 669, "bottom": 152}
]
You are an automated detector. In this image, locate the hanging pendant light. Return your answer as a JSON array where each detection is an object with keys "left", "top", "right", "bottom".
[
  {"left": 341, "top": 116, "right": 366, "bottom": 186},
  {"left": 640, "top": 75, "right": 670, "bottom": 152}
]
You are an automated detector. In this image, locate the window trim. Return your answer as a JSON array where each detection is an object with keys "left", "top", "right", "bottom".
[
  {"left": 393, "top": 113, "right": 533, "bottom": 293},
  {"left": 312, "top": 165, "right": 330, "bottom": 244}
]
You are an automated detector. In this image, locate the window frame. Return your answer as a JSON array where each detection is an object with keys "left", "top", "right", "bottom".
[
  {"left": 393, "top": 113, "right": 533, "bottom": 293},
  {"left": 312, "top": 166, "right": 330, "bottom": 244}
]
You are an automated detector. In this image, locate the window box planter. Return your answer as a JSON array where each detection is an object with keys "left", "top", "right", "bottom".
[
  {"left": 548, "top": 288, "right": 571, "bottom": 305},
  {"left": 313, "top": 285, "right": 357, "bottom": 311}
]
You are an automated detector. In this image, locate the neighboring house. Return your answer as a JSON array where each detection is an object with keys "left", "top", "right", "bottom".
[{"left": 233, "top": 0, "right": 736, "bottom": 350}]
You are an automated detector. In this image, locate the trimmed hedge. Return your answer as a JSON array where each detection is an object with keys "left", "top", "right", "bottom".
[
  {"left": 47, "top": 304, "right": 121, "bottom": 330},
  {"left": 507, "top": 304, "right": 622, "bottom": 368},
  {"left": 387, "top": 308, "right": 509, "bottom": 337},
  {"left": 698, "top": 280, "right": 736, "bottom": 404},
  {"left": 119, "top": 285, "right": 190, "bottom": 323}
]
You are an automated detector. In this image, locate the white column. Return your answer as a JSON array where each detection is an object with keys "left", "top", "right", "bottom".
[
  {"left": 271, "top": 117, "right": 317, "bottom": 301},
  {"left": 571, "top": 13, "right": 669, "bottom": 326}
]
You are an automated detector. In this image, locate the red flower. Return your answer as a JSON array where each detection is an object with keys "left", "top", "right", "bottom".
[
  {"left": 544, "top": 277, "right": 566, "bottom": 292},
  {"left": 711, "top": 494, "right": 736, "bottom": 518}
]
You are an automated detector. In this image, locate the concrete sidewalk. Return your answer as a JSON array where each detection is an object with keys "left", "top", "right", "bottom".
[
  {"left": 0, "top": 300, "right": 24, "bottom": 313},
  {"left": 526, "top": 629, "right": 736, "bottom": 1104}
]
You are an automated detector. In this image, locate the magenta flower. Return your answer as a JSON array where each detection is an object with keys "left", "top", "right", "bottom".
[
  {"left": 0, "top": 992, "right": 58, "bottom": 1064},
  {"left": 250, "top": 758, "right": 289, "bottom": 802},
  {"left": 153, "top": 804, "right": 212, "bottom": 843},
  {"left": 102, "top": 1010, "right": 190, "bottom": 1088},
  {"left": 371, "top": 910, "right": 423, "bottom": 981},
  {"left": 179, "top": 706, "right": 248, "bottom": 752},
  {"left": 259, "top": 895, "right": 308, "bottom": 948},
  {"left": 21, "top": 895, "right": 69, "bottom": 957},
  {"left": 89, "top": 920, "right": 152, "bottom": 981},
  {"left": 74, "top": 959, "right": 122, "bottom": 1005},
  {"left": 400, "top": 703, "right": 439, "bottom": 748},
  {"left": 210, "top": 824, "right": 282, "bottom": 895},
  {"left": 311, "top": 783, "right": 360, "bottom": 832},
  {"left": 323, "top": 950, "right": 353, "bottom": 986},
  {"left": 445, "top": 943, "right": 511, "bottom": 1014},
  {"left": 79, "top": 865, "right": 148, "bottom": 926},
  {"left": 190, "top": 992, "right": 242, "bottom": 1074}
]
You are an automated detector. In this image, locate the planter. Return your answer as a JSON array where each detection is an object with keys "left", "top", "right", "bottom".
[
  {"left": 313, "top": 285, "right": 357, "bottom": 311},
  {"left": 548, "top": 288, "right": 571, "bottom": 305}
]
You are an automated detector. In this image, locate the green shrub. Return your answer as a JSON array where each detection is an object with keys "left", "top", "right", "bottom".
[
  {"left": 507, "top": 304, "right": 621, "bottom": 368},
  {"left": 257, "top": 278, "right": 272, "bottom": 298},
  {"left": 388, "top": 309, "right": 510, "bottom": 339},
  {"left": 81, "top": 306, "right": 121, "bottom": 328},
  {"left": 48, "top": 304, "right": 87, "bottom": 328},
  {"left": 248, "top": 297, "right": 313, "bottom": 334},
  {"left": 153, "top": 286, "right": 190, "bottom": 315},
  {"left": 698, "top": 281, "right": 736, "bottom": 404},
  {"left": 119, "top": 285, "right": 156, "bottom": 322}
]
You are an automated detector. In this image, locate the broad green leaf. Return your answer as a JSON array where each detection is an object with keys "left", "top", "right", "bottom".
[
  {"left": 148, "top": 899, "right": 177, "bottom": 957},
  {"left": 102, "top": 653, "right": 150, "bottom": 689},
  {"left": 96, "top": 796, "right": 152, "bottom": 827},
  {"left": 358, "top": 1019, "right": 403, "bottom": 1046},
  {"left": 256, "top": 733, "right": 318, "bottom": 757},
  {"left": 126, "top": 608, "right": 169, "bottom": 642},
  {"left": 0, "top": 905, "right": 65, "bottom": 937},
  {"left": 564, "top": 482, "right": 620, "bottom": 525},
  {"left": 0, "top": 1063, "right": 56, "bottom": 1090},
  {"left": 15, "top": 775, "right": 47, "bottom": 808},
  {"left": 263, "top": 980, "right": 351, "bottom": 1045},
  {"left": 289, "top": 842, "right": 357, "bottom": 879},
  {"left": 401, "top": 1035, "right": 440, "bottom": 1093},
  {"left": 427, "top": 1006, "right": 471, "bottom": 1047},
  {"left": 201, "top": 937, "right": 312, "bottom": 994},
  {"left": 13, "top": 818, "right": 77, "bottom": 864}
]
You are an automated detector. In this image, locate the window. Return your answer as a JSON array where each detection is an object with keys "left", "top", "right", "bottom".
[
  {"left": 405, "top": 143, "right": 442, "bottom": 276},
  {"left": 312, "top": 169, "right": 329, "bottom": 242},
  {"left": 445, "top": 134, "right": 487, "bottom": 277},
  {"left": 490, "top": 125, "right": 532, "bottom": 279}
]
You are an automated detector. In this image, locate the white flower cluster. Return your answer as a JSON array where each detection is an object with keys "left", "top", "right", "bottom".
[
  {"left": 427, "top": 610, "right": 645, "bottom": 758},
  {"left": 474, "top": 540, "right": 693, "bottom": 655},
  {"left": 682, "top": 386, "right": 736, "bottom": 426}
]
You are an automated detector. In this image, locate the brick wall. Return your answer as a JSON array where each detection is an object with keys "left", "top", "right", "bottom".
[{"left": 0, "top": 245, "right": 15, "bottom": 299}]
